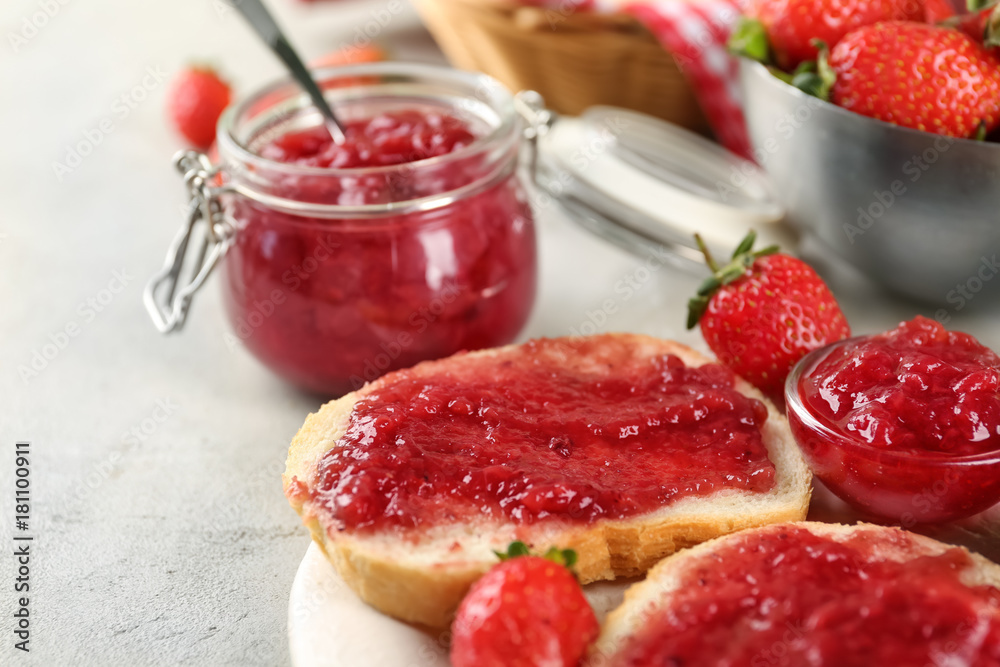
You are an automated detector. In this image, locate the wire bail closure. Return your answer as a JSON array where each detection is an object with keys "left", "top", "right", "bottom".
[
  {"left": 514, "top": 90, "right": 556, "bottom": 186},
  {"left": 143, "top": 151, "right": 234, "bottom": 334}
]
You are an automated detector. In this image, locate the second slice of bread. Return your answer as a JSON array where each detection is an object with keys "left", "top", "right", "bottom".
[
  {"left": 284, "top": 333, "right": 812, "bottom": 628},
  {"left": 590, "top": 521, "right": 1000, "bottom": 665}
]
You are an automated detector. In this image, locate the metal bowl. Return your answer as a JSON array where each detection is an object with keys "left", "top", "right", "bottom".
[{"left": 739, "top": 58, "right": 1000, "bottom": 308}]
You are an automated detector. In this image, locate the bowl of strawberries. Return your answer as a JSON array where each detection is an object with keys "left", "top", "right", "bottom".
[{"left": 734, "top": 0, "right": 1000, "bottom": 307}]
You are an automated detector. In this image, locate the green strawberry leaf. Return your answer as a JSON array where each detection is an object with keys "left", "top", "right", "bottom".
[
  {"left": 686, "top": 231, "right": 784, "bottom": 330},
  {"left": 494, "top": 541, "right": 531, "bottom": 561},
  {"left": 753, "top": 244, "right": 781, "bottom": 259},
  {"left": 986, "top": 5, "right": 1000, "bottom": 47},
  {"left": 731, "top": 230, "right": 758, "bottom": 258},
  {"left": 695, "top": 276, "right": 722, "bottom": 298},
  {"left": 687, "top": 295, "right": 711, "bottom": 330},
  {"left": 974, "top": 121, "right": 988, "bottom": 141},
  {"left": 494, "top": 541, "right": 580, "bottom": 571},
  {"left": 543, "top": 546, "right": 578, "bottom": 569},
  {"left": 694, "top": 233, "right": 720, "bottom": 272},
  {"left": 719, "top": 262, "right": 751, "bottom": 285},
  {"left": 968, "top": 0, "right": 997, "bottom": 12},
  {"left": 728, "top": 17, "right": 772, "bottom": 64},
  {"left": 767, "top": 66, "right": 795, "bottom": 84},
  {"left": 792, "top": 41, "right": 836, "bottom": 101},
  {"left": 787, "top": 61, "right": 818, "bottom": 90},
  {"left": 791, "top": 72, "right": 825, "bottom": 96}
]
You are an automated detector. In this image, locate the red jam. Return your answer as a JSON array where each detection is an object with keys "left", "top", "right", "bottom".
[
  {"left": 309, "top": 336, "right": 776, "bottom": 532},
  {"left": 221, "top": 109, "right": 536, "bottom": 396},
  {"left": 803, "top": 316, "right": 1000, "bottom": 456},
  {"left": 258, "top": 110, "right": 476, "bottom": 172},
  {"left": 790, "top": 316, "right": 1000, "bottom": 522},
  {"left": 609, "top": 525, "right": 1000, "bottom": 666}
]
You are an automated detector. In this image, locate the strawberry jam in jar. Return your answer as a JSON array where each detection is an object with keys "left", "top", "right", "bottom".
[
  {"left": 786, "top": 316, "right": 1000, "bottom": 523},
  {"left": 214, "top": 64, "right": 536, "bottom": 395}
]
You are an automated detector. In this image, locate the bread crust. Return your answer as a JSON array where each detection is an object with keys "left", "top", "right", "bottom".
[
  {"left": 284, "top": 333, "right": 812, "bottom": 628},
  {"left": 589, "top": 521, "right": 1000, "bottom": 664}
]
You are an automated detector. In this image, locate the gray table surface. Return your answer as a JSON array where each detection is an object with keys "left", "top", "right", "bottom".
[{"left": 3, "top": 1, "right": 1000, "bottom": 665}]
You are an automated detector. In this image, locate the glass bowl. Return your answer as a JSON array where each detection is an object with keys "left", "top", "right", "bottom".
[{"left": 785, "top": 338, "right": 1000, "bottom": 524}]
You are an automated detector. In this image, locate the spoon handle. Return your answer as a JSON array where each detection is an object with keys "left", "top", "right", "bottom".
[{"left": 233, "top": 0, "right": 346, "bottom": 143}]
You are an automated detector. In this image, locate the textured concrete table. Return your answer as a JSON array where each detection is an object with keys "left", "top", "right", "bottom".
[{"left": 3, "top": 1, "right": 1000, "bottom": 665}]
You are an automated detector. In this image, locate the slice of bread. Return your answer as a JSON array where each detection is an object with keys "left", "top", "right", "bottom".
[
  {"left": 283, "top": 333, "right": 811, "bottom": 628},
  {"left": 590, "top": 521, "right": 1000, "bottom": 665}
]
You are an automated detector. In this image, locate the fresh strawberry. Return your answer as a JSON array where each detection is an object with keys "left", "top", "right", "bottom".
[
  {"left": 687, "top": 232, "right": 850, "bottom": 400},
  {"left": 744, "top": 0, "right": 923, "bottom": 69},
  {"left": 828, "top": 21, "right": 1000, "bottom": 137},
  {"left": 450, "top": 543, "right": 599, "bottom": 667},
  {"left": 167, "top": 66, "right": 232, "bottom": 150}
]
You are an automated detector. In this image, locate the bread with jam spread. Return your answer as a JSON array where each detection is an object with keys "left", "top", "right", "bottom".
[
  {"left": 590, "top": 521, "right": 1000, "bottom": 665},
  {"left": 283, "top": 333, "right": 811, "bottom": 628}
]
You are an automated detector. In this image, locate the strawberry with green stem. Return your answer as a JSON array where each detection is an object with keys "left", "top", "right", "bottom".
[
  {"left": 687, "top": 231, "right": 851, "bottom": 401},
  {"left": 826, "top": 20, "right": 1000, "bottom": 138},
  {"left": 729, "top": 0, "right": 923, "bottom": 70},
  {"left": 450, "top": 542, "right": 599, "bottom": 667}
]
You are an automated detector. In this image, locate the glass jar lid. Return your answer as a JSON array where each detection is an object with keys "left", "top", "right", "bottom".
[{"left": 524, "top": 100, "right": 790, "bottom": 269}]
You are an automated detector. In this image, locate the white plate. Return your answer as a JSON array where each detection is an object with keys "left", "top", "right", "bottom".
[
  {"left": 288, "top": 491, "right": 1000, "bottom": 667},
  {"left": 287, "top": 543, "right": 631, "bottom": 667}
]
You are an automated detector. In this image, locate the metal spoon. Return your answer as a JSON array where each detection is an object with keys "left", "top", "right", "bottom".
[{"left": 232, "top": 0, "right": 346, "bottom": 143}]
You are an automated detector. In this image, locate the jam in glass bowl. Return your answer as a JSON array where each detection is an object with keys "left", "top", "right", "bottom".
[
  {"left": 215, "top": 63, "right": 537, "bottom": 396},
  {"left": 785, "top": 316, "right": 1000, "bottom": 524}
]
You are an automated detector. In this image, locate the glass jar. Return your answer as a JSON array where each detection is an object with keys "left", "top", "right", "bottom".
[{"left": 152, "top": 64, "right": 537, "bottom": 396}]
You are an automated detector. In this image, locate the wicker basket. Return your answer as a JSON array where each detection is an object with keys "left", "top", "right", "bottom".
[{"left": 412, "top": 0, "right": 708, "bottom": 132}]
